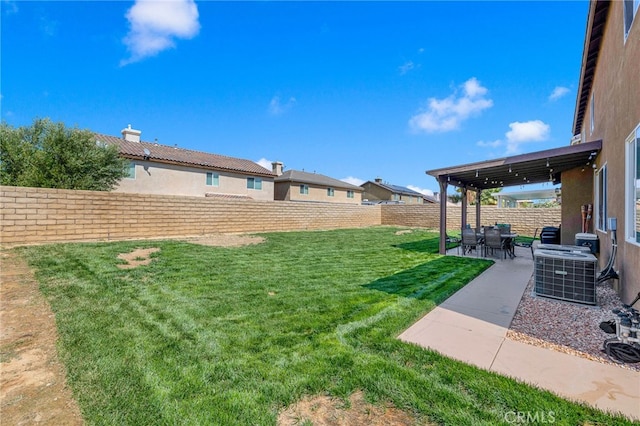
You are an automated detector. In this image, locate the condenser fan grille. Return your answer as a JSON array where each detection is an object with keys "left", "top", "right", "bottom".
[{"left": 534, "top": 250, "right": 597, "bottom": 305}]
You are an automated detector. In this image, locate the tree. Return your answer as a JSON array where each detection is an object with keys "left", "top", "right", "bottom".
[
  {"left": 449, "top": 187, "right": 501, "bottom": 205},
  {"left": 1, "top": 118, "right": 129, "bottom": 191}
]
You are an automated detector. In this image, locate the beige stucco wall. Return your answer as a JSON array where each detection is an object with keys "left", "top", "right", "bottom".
[
  {"left": 115, "top": 160, "right": 274, "bottom": 201},
  {"left": 361, "top": 182, "right": 424, "bottom": 204},
  {"left": 579, "top": 1, "right": 640, "bottom": 302},
  {"left": 361, "top": 182, "right": 391, "bottom": 202},
  {"left": 560, "top": 167, "right": 594, "bottom": 244},
  {"left": 275, "top": 182, "right": 362, "bottom": 204}
]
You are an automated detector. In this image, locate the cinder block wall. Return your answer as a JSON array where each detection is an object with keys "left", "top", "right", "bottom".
[
  {"left": 0, "top": 186, "right": 381, "bottom": 246},
  {"left": 381, "top": 204, "right": 561, "bottom": 237},
  {"left": 0, "top": 186, "right": 562, "bottom": 246}
]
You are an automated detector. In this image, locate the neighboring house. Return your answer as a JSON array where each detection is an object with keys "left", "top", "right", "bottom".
[
  {"left": 361, "top": 178, "right": 436, "bottom": 204},
  {"left": 273, "top": 162, "right": 363, "bottom": 204},
  {"left": 570, "top": 0, "right": 639, "bottom": 302},
  {"left": 95, "top": 126, "right": 275, "bottom": 201},
  {"left": 494, "top": 189, "right": 561, "bottom": 208}
]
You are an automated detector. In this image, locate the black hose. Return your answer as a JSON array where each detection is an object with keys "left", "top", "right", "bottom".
[{"left": 603, "top": 339, "right": 640, "bottom": 363}]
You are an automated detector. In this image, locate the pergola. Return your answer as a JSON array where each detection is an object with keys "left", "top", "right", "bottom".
[{"left": 426, "top": 140, "right": 602, "bottom": 254}]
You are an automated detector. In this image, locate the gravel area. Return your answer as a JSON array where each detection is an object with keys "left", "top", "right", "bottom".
[{"left": 507, "top": 278, "right": 640, "bottom": 372}]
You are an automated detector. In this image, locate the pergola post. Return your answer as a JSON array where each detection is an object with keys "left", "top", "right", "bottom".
[
  {"left": 438, "top": 179, "right": 448, "bottom": 255},
  {"left": 476, "top": 189, "right": 482, "bottom": 230},
  {"left": 461, "top": 188, "right": 468, "bottom": 230}
]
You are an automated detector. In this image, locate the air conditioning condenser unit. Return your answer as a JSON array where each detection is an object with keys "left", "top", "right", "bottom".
[{"left": 534, "top": 249, "right": 598, "bottom": 305}]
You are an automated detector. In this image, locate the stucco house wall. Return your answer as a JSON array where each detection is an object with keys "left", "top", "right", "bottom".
[
  {"left": 96, "top": 127, "right": 276, "bottom": 202},
  {"left": 560, "top": 167, "right": 594, "bottom": 244},
  {"left": 116, "top": 161, "right": 275, "bottom": 201},
  {"left": 574, "top": 1, "right": 640, "bottom": 302},
  {"left": 273, "top": 168, "right": 362, "bottom": 204},
  {"left": 283, "top": 183, "right": 362, "bottom": 204}
]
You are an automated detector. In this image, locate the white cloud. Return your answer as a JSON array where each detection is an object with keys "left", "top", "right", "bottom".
[
  {"left": 477, "top": 139, "right": 503, "bottom": 148},
  {"left": 399, "top": 61, "right": 415, "bottom": 75},
  {"left": 407, "top": 185, "right": 434, "bottom": 197},
  {"left": 268, "top": 95, "right": 297, "bottom": 116},
  {"left": 409, "top": 77, "right": 493, "bottom": 133},
  {"left": 255, "top": 158, "right": 273, "bottom": 171},
  {"left": 341, "top": 176, "right": 365, "bottom": 186},
  {"left": 3, "top": 1, "right": 19, "bottom": 15},
  {"left": 505, "top": 120, "right": 550, "bottom": 154},
  {"left": 121, "top": 0, "right": 200, "bottom": 66},
  {"left": 549, "top": 86, "right": 570, "bottom": 101}
]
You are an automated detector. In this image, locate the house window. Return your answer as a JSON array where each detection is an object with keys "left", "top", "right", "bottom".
[
  {"left": 126, "top": 161, "right": 136, "bottom": 179},
  {"left": 589, "top": 93, "right": 595, "bottom": 135},
  {"left": 247, "top": 177, "right": 262, "bottom": 190},
  {"left": 624, "top": 0, "right": 639, "bottom": 41},
  {"left": 392, "top": 194, "right": 399, "bottom": 201},
  {"left": 626, "top": 124, "right": 640, "bottom": 244},
  {"left": 596, "top": 164, "right": 607, "bottom": 232},
  {"left": 347, "top": 190, "right": 354, "bottom": 199},
  {"left": 300, "top": 184, "right": 309, "bottom": 195},
  {"left": 206, "top": 172, "right": 219, "bottom": 187},
  {"left": 327, "top": 188, "right": 335, "bottom": 197}
]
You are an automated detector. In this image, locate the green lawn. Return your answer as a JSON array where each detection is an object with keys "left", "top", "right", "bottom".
[{"left": 17, "top": 227, "right": 631, "bottom": 425}]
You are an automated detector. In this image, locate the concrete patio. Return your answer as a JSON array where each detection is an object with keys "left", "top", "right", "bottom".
[{"left": 399, "top": 244, "right": 640, "bottom": 421}]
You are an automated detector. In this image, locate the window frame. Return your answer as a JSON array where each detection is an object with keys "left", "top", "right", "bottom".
[
  {"left": 327, "top": 187, "right": 335, "bottom": 197},
  {"left": 206, "top": 172, "right": 219, "bottom": 187},
  {"left": 346, "top": 190, "right": 354, "bottom": 199},
  {"left": 300, "top": 184, "right": 309, "bottom": 195},
  {"left": 247, "top": 177, "right": 262, "bottom": 190},
  {"left": 595, "top": 163, "right": 608, "bottom": 232},
  {"left": 126, "top": 161, "right": 136, "bottom": 179},
  {"left": 624, "top": 0, "right": 639, "bottom": 41},
  {"left": 625, "top": 124, "right": 640, "bottom": 245}
]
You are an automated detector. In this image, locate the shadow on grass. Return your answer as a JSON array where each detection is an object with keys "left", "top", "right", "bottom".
[
  {"left": 363, "top": 256, "right": 486, "bottom": 305},
  {"left": 392, "top": 238, "right": 440, "bottom": 254}
]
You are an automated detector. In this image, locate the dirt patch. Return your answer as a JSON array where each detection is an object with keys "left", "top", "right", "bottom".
[
  {"left": 394, "top": 230, "right": 413, "bottom": 235},
  {"left": 181, "top": 233, "right": 265, "bottom": 247},
  {"left": 0, "top": 250, "right": 83, "bottom": 425},
  {"left": 116, "top": 247, "right": 160, "bottom": 269},
  {"left": 277, "top": 390, "right": 423, "bottom": 426}
]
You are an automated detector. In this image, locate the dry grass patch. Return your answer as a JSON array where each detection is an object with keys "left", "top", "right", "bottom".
[
  {"left": 116, "top": 247, "right": 160, "bottom": 269},
  {"left": 181, "top": 233, "right": 265, "bottom": 247},
  {"left": 277, "top": 390, "right": 422, "bottom": 426}
]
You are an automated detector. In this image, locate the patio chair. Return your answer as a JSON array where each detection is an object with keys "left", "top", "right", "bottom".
[
  {"left": 445, "top": 233, "right": 461, "bottom": 251},
  {"left": 496, "top": 223, "right": 511, "bottom": 234},
  {"left": 460, "top": 228, "right": 482, "bottom": 256},
  {"left": 513, "top": 228, "right": 539, "bottom": 257},
  {"left": 483, "top": 228, "right": 507, "bottom": 259}
]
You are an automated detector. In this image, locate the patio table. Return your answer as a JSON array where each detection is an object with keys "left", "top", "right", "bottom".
[{"left": 478, "top": 232, "right": 518, "bottom": 259}]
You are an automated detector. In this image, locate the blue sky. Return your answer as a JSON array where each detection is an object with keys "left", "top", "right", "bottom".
[{"left": 1, "top": 1, "right": 589, "bottom": 196}]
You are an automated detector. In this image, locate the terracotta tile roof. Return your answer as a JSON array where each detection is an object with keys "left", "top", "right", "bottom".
[
  {"left": 275, "top": 170, "right": 363, "bottom": 191},
  {"left": 95, "top": 133, "right": 275, "bottom": 177}
]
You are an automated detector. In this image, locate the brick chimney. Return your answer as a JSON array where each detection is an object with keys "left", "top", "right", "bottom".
[
  {"left": 272, "top": 161, "right": 283, "bottom": 176},
  {"left": 121, "top": 124, "right": 141, "bottom": 142}
]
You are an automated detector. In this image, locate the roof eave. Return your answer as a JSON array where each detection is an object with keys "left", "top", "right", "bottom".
[{"left": 572, "top": 1, "right": 610, "bottom": 136}]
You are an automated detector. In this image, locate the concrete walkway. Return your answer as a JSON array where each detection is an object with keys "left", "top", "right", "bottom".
[{"left": 398, "top": 245, "right": 640, "bottom": 421}]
